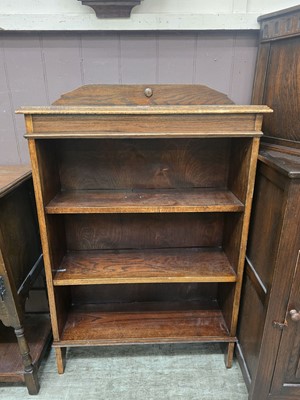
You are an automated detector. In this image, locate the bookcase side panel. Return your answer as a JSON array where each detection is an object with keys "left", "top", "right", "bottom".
[
  {"left": 219, "top": 138, "right": 260, "bottom": 346},
  {"left": 28, "top": 139, "right": 69, "bottom": 340}
]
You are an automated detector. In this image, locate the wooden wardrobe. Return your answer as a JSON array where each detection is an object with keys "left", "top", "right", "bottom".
[{"left": 237, "top": 5, "right": 300, "bottom": 400}]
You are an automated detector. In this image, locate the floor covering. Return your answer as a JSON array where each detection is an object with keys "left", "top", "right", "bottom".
[{"left": 0, "top": 343, "right": 248, "bottom": 400}]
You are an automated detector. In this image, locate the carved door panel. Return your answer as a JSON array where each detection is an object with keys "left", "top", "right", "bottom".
[{"left": 270, "top": 251, "right": 300, "bottom": 398}]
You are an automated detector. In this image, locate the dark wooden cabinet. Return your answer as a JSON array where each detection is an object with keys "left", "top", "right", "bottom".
[
  {"left": 237, "top": 5, "right": 300, "bottom": 400},
  {"left": 18, "top": 84, "right": 270, "bottom": 374},
  {"left": 0, "top": 165, "right": 51, "bottom": 395},
  {"left": 237, "top": 150, "right": 300, "bottom": 400}
]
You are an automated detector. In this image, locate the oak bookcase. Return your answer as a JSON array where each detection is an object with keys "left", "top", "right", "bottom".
[{"left": 17, "top": 85, "right": 271, "bottom": 373}]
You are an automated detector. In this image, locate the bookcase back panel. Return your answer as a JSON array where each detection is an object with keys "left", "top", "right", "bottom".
[
  {"left": 64, "top": 213, "right": 223, "bottom": 251},
  {"left": 57, "top": 138, "right": 230, "bottom": 190},
  {"left": 70, "top": 283, "right": 218, "bottom": 305}
]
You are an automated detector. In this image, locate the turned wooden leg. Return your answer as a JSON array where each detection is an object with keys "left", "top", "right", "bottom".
[
  {"left": 224, "top": 342, "right": 235, "bottom": 368},
  {"left": 14, "top": 326, "right": 40, "bottom": 395},
  {"left": 55, "top": 347, "right": 67, "bottom": 374}
]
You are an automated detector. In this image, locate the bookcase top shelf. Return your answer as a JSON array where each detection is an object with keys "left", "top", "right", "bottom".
[
  {"left": 17, "top": 105, "right": 272, "bottom": 115},
  {"left": 24, "top": 131, "right": 264, "bottom": 139},
  {"left": 18, "top": 85, "right": 272, "bottom": 141}
]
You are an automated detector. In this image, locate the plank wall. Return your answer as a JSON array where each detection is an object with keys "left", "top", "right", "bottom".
[{"left": 0, "top": 31, "right": 258, "bottom": 164}]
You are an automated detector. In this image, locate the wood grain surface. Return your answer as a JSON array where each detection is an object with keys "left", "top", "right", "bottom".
[
  {"left": 18, "top": 105, "right": 271, "bottom": 115},
  {"left": 0, "top": 165, "right": 31, "bottom": 198},
  {"left": 46, "top": 188, "right": 244, "bottom": 214},
  {"left": 52, "top": 84, "right": 235, "bottom": 106},
  {"left": 70, "top": 282, "right": 217, "bottom": 305},
  {"left": 24, "top": 131, "right": 264, "bottom": 139},
  {"left": 64, "top": 213, "right": 224, "bottom": 250},
  {"left": 49, "top": 138, "right": 231, "bottom": 190},
  {"left": 0, "top": 315, "right": 51, "bottom": 382},
  {"left": 262, "top": 37, "right": 300, "bottom": 142},
  {"left": 0, "top": 181, "right": 41, "bottom": 292},
  {"left": 29, "top": 113, "right": 259, "bottom": 135},
  {"left": 54, "top": 301, "right": 235, "bottom": 346},
  {"left": 22, "top": 84, "right": 264, "bottom": 371},
  {"left": 53, "top": 247, "right": 236, "bottom": 285}
]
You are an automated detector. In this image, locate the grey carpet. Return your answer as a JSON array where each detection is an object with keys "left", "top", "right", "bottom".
[{"left": 0, "top": 343, "right": 248, "bottom": 400}]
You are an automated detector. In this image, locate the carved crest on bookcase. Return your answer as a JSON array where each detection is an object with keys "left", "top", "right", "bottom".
[{"left": 78, "top": 0, "right": 143, "bottom": 18}]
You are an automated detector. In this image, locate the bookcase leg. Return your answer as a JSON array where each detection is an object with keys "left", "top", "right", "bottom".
[
  {"left": 224, "top": 342, "right": 235, "bottom": 368},
  {"left": 14, "top": 326, "right": 40, "bottom": 395},
  {"left": 55, "top": 347, "right": 67, "bottom": 374}
]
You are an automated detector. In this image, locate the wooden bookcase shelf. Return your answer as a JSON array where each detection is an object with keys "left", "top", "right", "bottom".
[
  {"left": 46, "top": 188, "right": 244, "bottom": 214},
  {"left": 54, "top": 301, "right": 233, "bottom": 347},
  {"left": 18, "top": 84, "right": 271, "bottom": 374},
  {"left": 52, "top": 247, "right": 237, "bottom": 285}
]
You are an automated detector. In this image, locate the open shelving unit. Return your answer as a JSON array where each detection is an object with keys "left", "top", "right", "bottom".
[{"left": 18, "top": 84, "right": 271, "bottom": 373}]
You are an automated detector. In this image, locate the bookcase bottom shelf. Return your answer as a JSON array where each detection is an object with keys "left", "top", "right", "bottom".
[{"left": 54, "top": 301, "right": 235, "bottom": 347}]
